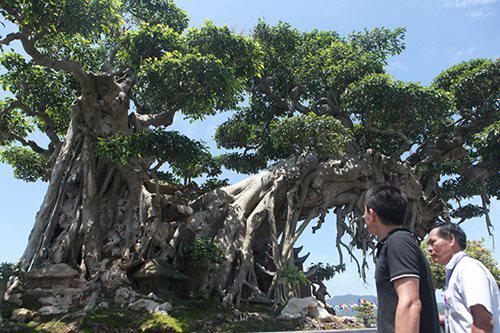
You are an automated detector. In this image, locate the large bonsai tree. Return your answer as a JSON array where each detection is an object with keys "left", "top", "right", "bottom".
[{"left": 0, "top": 0, "right": 498, "bottom": 308}]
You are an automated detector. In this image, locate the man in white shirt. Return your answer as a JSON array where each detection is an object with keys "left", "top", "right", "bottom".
[{"left": 427, "top": 222, "right": 500, "bottom": 333}]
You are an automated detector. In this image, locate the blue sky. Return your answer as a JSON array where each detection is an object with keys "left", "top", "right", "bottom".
[{"left": 0, "top": 0, "right": 498, "bottom": 297}]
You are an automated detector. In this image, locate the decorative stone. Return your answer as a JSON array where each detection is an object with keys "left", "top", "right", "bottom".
[
  {"left": 4, "top": 292, "right": 22, "bottom": 306},
  {"left": 83, "top": 291, "right": 99, "bottom": 312},
  {"left": 128, "top": 299, "right": 160, "bottom": 312},
  {"left": 152, "top": 302, "right": 172, "bottom": 315},
  {"left": 97, "top": 301, "right": 109, "bottom": 309},
  {"left": 27, "top": 263, "right": 79, "bottom": 279},
  {"left": 11, "top": 308, "right": 35, "bottom": 322},
  {"left": 278, "top": 296, "right": 335, "bottom": 322},
  {"left": 26, "top": 264, "right": 81, "bottom": 288},
  {"left": 114, "top": 287, "right": 136, "bottom": 306},
  {"left": 38, "top": 305, "right": 67, "bottom": 316},
  {"left": 101, "top": 266, "right": 128, "bottom": 290},
  {"left": 132, "top": 259, "right": 187, "bottom": 294},
  {"left": 128, "top": 299, "right": 172, "bottom": 314},
  {"left": 146, "top": 292, "right": 161, "bottom": 301}
]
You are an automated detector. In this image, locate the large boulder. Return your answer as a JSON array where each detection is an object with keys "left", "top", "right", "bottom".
[
  {"left": 114, "top": 287, "right": 137, "bottom": 306},
  {"left": 101, "top": 266, "right": 128, "bottom": 290},
  {"left": 26, "top": 263, "right": 79, "bottom": 279},
  {"left": 128, "top": 299, "right": 172, "bottom": 314},
  {"left": 278, "top": 297, "right": 335, "bottom": 322},
  {"left": 11, "top": 308, "right": 36, "bottom": 322},
  {"left": 132, "top": 259, "right": 187, "bottom": 295},
  {"left": 38, "top": 305, "right": 68, "bottom": 316},
  {"left": 128, "top": 299, "right": 160, "bottom": 312},
  {"left": 26, "top": 263, "right": 83, "bottom": 288}
]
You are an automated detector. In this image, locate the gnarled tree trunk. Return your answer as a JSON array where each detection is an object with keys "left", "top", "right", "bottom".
[{"left": 6, "top": 77, "right": 447, "bottom": 312}]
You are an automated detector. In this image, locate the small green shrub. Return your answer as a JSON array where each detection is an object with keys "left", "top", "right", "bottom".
[
  {"left": 184, "top": 237, "right": 224, "bottom": 264},
  {"left": 277, "top": 266, "right": 308, "bottom": 285}
]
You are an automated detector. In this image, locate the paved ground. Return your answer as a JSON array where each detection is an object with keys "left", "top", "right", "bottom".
[{"left": 254, "top": 329, "right": 377, "bottom": 333}]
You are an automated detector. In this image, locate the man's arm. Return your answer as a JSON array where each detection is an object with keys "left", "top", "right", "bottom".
[
  {"left": 394, "top": 277, "right": 421, "bottom": 333},
  {"left": 470, "top": 304, "right": 493, "bottom": 333}
]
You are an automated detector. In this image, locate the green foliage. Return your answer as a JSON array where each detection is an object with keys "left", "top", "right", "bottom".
[
  {"left": 0, "top": 146, "right": 50, "bottom": 182},
  {"left": 0, "top": 0, "right": 122, "bottom": 40},
  {"left": 186, "top": 21, "right": 263, "bottom": 81},
  {"left": 123, "top": 0, "right": 189, "bottom": 32},
  {"left": 184, "top": 237, "right": 224, "bottom": 264},
  {"left": 345, "top": 74, "right": 454, "bottom": 154},
  {"left": 265, "top": 113, "right": 351, "bottom": 160},
  {"left": 217, "top": 153, "right": 268, "bottom": 175},
  {"left": 216, "top": 112, "right": 351, "bottom": 173},
  {"left": 352, "top": 302, "right": 376, "bottom": 327},
  {"left": 433, "top": 59, "right": 499, "bottom": 116},
  {"left": 307, "top": 262, "right": 345, "bottom": 281},
  {"left": 140, "top": 313, "right": 184, "bottom": 333},
  {"left": 348, "top": 27, "right": 406, "bottom": 61},
  {"left": 421, "top": 239, "right": 500, "bottom": 289},
  {"left": 117, "top": 23, "right": 184, "bottom": 71},
  {"left": 278, "top": 266, "right": 308, "bottom": 285},
  {"left": 78, "top": 304, "right": 188, "bottom": 333},
  {"left": 0, "top": 0, "right": 497, "bottom": 232},
  {"left": 0, "top": 262, "right": 19, "bottom": 281},
  {"left": 95, "top": 129, "right": 220, "bottom": 181},
  {"left": 0, "top": 52, "right": 75, "bottom": 136}
]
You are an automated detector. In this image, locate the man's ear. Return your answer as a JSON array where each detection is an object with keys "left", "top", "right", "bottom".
[{"left": 449, "top": 234, "right": 457, "bottom": 247}]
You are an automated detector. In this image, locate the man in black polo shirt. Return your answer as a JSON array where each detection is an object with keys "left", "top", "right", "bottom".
[{"left": 363, "top": 184, "right": 440, "bottom": 333}]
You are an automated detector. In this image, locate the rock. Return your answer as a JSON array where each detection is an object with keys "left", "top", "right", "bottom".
[
  {"left": 146, "top": 292, "right": 161, "bottom": 301},
  {"left": 27, "top": 263, "right": 79, "bottom": 279},
  {"left": 101, "top": 266, "right": 128, "bottom": 290},
  {"left": 133, "top": 260, "right": 187, "bottom": 281},
  {"left": 11, "top": 308, "right": 35, "bottom": 322},
  {"left": 341, "top": 315, "right": 359, "bottom": 324},
  {"left": 128, "top": 299, "right": 172, "bottom": 314},
  {"left": 97, "top": 301, "right": 109, "bottom": 309},
  {"left": 114, "top": 287, "right": 136, "bottom": 306},
  {"left": 83, "top": 291, "right": 99, "bottom": 312},
  {"left": 128, "top": 299, "right": 160, "bottom": 312},
  {"left": 4, "top": 292, "right": 22, "bottom": 306},
  {"left": 311, "top": 300, "right": 336, "bottom": 322},
  {"left": 152, "top": 302, "right": 172, "bottom": 314},
  {"left": 133, "top": 259, "right": 187, "bottom": 294},
  {"left": 278, "top": 297, "right": 335, "bottom": 322},
  {"left": 38, "top": 305, "right": 67, "bottom": 316},
  {"left": 26, "top": 264, "right": 83, "bottom": 289}
]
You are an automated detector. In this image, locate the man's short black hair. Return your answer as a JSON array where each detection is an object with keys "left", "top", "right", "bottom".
[
  {"left": 365, "top": 184, "right": 408, "bottom": 226},
  {"left": 429, "top": 221, "right": 467, "bottom": 250}
]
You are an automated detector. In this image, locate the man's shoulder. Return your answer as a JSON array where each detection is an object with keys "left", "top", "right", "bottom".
[
  {"left": 386, "top": 229, "right": 417, "bottom": 246},
  {"left": 458, "top": 256, "right": 496, "bottom": 280}
]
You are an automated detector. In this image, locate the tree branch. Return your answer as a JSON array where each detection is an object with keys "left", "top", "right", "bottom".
[
  {"left": 18, "top": 33, "right": 92, "bottom": 87},
  {"left": 252, "top": 78, "right": 288, "bottom": 109},
  {"left": 0, "top": 1, "right": 23, "bottom": 22},
  {"left": 5, "top": 131, "right": 48, "bottom": 155},
  {"left": 0, "top": 100, "right": 55, "bottom": 155},
  {"left": 0, "top": 32, "right": 23, "bottom": 45},
  {"left": 366, "top": 122, "right": 410, "bottom": 158},
  {"left": 134, "top": 107, "right": 178, "bottom": 128},
  {"left": 13, "top": 99, "right": 61, "bottom": 147}
]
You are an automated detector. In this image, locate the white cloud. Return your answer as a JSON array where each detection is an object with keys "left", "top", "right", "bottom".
[
  {"left": 467, "top": 8, "right": 495, "bottom": 16},
  {"left": 443, "top": 0, "right": 498, "bottom": 7},
  {"left": 454, "top": 45, "right": 477, "bottom": 59}
]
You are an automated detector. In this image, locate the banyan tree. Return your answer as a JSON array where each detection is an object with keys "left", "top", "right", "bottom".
[{"left": 0, "top": 0, "right": 498, "bottom": 311}]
